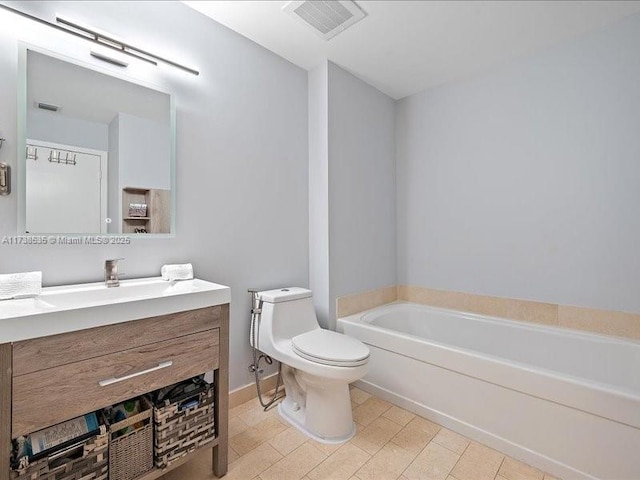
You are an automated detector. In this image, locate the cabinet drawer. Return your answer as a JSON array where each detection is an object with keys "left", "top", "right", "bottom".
[
  {"left": 12, "top": 329, "right": 219, "bottom": 437},
  {"left": 13, "top": 306, "right": 222, "bottom": 376}
]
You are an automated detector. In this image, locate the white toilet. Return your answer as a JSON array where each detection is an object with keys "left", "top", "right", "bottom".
[{"left": 252, "top": 287, "right": 369, "bottom": 443}]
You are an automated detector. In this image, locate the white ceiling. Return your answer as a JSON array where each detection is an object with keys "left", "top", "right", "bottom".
[{"left": 183, "top": 0, "right": 640, "bottom": 99}]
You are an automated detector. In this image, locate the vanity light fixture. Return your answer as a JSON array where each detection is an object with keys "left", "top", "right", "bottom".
[
  {"left": 90, "top": 49, "right": 129, "bottom": 68},
  {"left": 0, "top": 4, "right": 199, "bottom": 76},
  {"left": 55, "top": 16, "right": 162, "bottom": 68}
]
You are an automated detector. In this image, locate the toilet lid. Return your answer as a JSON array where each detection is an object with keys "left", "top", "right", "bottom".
[{"left": 291, "top": 329, "right": 369, "bottom": 367}]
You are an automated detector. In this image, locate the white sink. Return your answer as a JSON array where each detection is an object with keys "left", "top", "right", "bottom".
[{"left": 0, "top": 277, "right": 230, "bottom": 343}]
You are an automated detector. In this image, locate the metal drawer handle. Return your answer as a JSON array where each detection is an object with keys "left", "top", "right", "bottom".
[{"left": 98, "top": 360, "right": 173, "bottom": 387}]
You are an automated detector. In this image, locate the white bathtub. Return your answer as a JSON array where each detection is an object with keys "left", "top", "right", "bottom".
[{"left": 337, "top": 302, "right": 640, "bottom": 480}]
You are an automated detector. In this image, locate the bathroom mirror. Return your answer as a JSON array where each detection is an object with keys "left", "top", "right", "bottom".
[{"left": 19, "top": 48, "right": 175, "bottom": 235}]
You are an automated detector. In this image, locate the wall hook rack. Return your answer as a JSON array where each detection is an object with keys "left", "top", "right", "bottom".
[
  {"left": 49, "top": 150, "right": 77, "bottom": 166},
  {"left": 26, "top": 146, "right": 38, "bottom": 161},
  {"left": 0, "top": 138, "right": 5, "bottom": 149}
]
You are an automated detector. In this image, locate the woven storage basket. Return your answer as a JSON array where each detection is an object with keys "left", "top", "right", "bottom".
[
  {"left": 154, "top": 385, "right": 215, "bottom": 469},
  {"left": 107, "top": 398, "right": 154, "bottom": 480},
  {"left": 10, "top": 428, "right": 108, "bottom": 480}
]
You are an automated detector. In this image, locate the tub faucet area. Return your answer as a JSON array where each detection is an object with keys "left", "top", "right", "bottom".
[{"left": 104, "top": 258, "right": 122, "bottom": 287}]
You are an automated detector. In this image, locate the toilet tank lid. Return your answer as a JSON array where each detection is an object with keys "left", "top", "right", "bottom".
[{"left": 258, "top": 287, "right": 312, "bottom": 303}]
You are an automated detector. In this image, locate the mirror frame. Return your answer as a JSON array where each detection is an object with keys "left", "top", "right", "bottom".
[{"left": 16, "top": 43, "right": 176, "bottom": 238}]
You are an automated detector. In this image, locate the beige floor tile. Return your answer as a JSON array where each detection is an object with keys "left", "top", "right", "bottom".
[
  {"left": 229, "top": 415, "right": 250, "bottom": 438},
  {"left": 450, "top": 442, "right": 504, "bottom": 480},
  {"left": 350, "top": 387, "right": 372, "bottom": 405},
  {"left": 269, "top": 427, "right": 310, "bottom": 456},
  {"left": 239, "top": 402, "right": 281, "bottom": 427},
  {"left": 431, "top": 428, "right": 470, "bottom": 455},
  {"left": 230, "top": 415, "right": 289, "bottom": 456},
  {"left": 306, "top": 438, "right": 343, "bottom": 456},
  {"left": 403, "top": 441, "right": 460, "bottom": 480},
  {"left": 218, "top": 392, "right": 560, "bottom": 480},
  {"left": 352, "top": 397, "right": 392, "bottom": 426},
  {"left": 354, "top": 442, "right": 415, "bottom": 480},
  {"left": 228, "top": 445, "right": 240, "bottom": 463},
  {"left": 498, "top": 457, "right": 544, "bottom": 480},
  {"left": 223, "top": 442, "right": 283, "bottom": 480},
  {"left": 391, "top": 416, "right": 441, "bottom": 455},
  {"left": 259, "top": 442, "right": 327, "bottom": 480},
  {"left": 307, "top": 443, "right": 371, "bottom": 480},
  {"left": 350, "top": 416, "right": 404, "bottom": 455},
  {"left": 382, "top": 405, "right": 416, "bottom": 426},
  {"left": 230, "top": 398, "right": 260, "bottom": 418}
]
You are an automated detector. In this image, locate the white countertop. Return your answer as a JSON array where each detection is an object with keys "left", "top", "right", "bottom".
[{"left": 0, "top": 277, "right": 231, "bottom": 343}]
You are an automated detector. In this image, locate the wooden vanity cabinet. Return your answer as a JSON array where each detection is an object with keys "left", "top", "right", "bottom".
[{"left": 0, "top": 304, "right": 229, "bottom": 480}]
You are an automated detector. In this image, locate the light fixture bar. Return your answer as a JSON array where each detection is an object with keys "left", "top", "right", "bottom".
[
  {"left": 56, "top": 17, "right": 197, "bottom": 73},
  {"left": 0, "top": 4, "right": 156, "bottom": 67},
  {"left": 0, "top": 4, "right": 199, "bottom": 75},
  {"left": 56, "top": 16, "right": 159, "bottom": 67},
  {"left": 90, "top": 50, "right": 129, "bottom": 68}
]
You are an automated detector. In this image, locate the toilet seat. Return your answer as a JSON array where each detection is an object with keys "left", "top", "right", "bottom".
[{"left": 292, "top": 329, "right": 369, "bottom": 367}]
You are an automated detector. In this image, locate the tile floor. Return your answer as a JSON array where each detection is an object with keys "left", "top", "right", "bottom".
[{"left": 161, "top": 387, "right": 561, "bottom": 480}]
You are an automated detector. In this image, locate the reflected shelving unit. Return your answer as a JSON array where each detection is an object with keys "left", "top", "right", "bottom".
[{"left": 122, "top": 187, "right": 170, "bottom": 234}]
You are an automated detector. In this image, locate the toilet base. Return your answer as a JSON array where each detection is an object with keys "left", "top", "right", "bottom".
[
  {"left": 278, "top": 365, "right": 359, "bottom": 444},
  {"left": 278, "top": 397, "right": 356, "bottom": 444}
]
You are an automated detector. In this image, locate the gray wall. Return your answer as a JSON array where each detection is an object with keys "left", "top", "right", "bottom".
[
  {"left": 117, "top": 113, "right": 171, "bottom": 191},
  {"left": 0, "top": 1, "right": 309, "bottom": 390},
  {"left": 327, "top": 62, "right": 396, "bottom": 326},
  {"left": 107, "top": 115, "right": 119, "bottom": 234},
  {"left": 396, "top": 13, "right": 640, "bottom": 313},
  {"left": 308, "top": 62, "right": 396, "bottom": 328},
  {"left": 328, "top": 63, "right": 397, "bottom": 321},
  {"left": 308, "top": 62, "right": 330, "bottom": 327},
  {"left": 27, "top": 110, "right": 109, "bottom": 151}
]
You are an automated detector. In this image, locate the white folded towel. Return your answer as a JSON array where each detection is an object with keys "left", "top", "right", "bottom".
[
  {"left": 0, "top": 271, "right": 42, "bottom": 300},
  {"left": 161, "top": 263, "right": 194, "bottom": 281}
]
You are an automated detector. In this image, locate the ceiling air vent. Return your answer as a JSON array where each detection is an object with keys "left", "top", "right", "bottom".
[{"left": 283, "top": 0, "right": 366, "bottom": 41}]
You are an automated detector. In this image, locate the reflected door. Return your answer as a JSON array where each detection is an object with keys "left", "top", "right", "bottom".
[{"left": 26, "top": 141, "right": 107, "bottom": 234}]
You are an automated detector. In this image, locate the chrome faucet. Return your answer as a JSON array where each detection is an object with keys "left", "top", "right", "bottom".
[{"left": 105, "top": 258, "right": 123, "bottom": 287}]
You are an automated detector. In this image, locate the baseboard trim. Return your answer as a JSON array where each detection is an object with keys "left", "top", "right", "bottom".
[
  {"left": 229, "top": 373, "right": 280, "bottom": 409},
  {"left": 354, "top": 380, "right": 596, "bottom": 480}
]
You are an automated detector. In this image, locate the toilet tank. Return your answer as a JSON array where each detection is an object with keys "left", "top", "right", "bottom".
[{"left": 258, "top": 287, "right": 320, "bottom": 341}]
